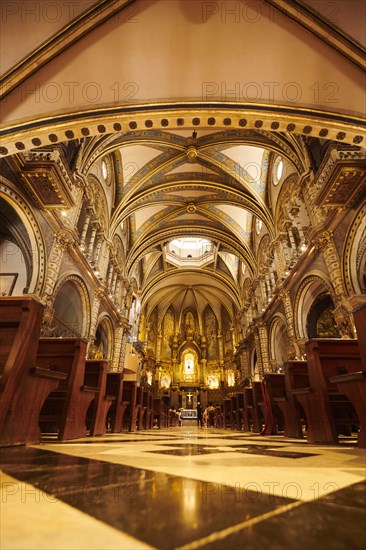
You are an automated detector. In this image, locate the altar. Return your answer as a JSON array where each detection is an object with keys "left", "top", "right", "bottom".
[
  {"left": 181, "top": 390, "right": 198, "bottom": 410},
  {"left": 180, "top": 409, "right": 197, "bottom": 420}
]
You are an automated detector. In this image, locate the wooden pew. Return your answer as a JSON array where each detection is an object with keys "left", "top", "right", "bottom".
[
  {"left": 121, "top": 381, "right": 137, "bottom": 431},
  {"left": 243, "top": 387, "right": 261, "bottom": 433},
  {"left": 145, "top": 390, "right": 153, "bottom": 430},
  {"left": 214, "top": 406, "right": 223, "bottom": 428},
  {"left": 169, "top": 408, "right": 177, "bottom": 427},
  {"left": 0, "top": 297, "right": 66, "bottom": 445},
  {"left": 261, "top": 374, "right": 286, "bottom": 436},
  {"left": 252, "top": 382, "right": 265, "bottom": 432},
  {"left": 38, "top": 338, "right": 100, "bottom": 440},
  {"left": 135, "top": 386, "right": 144, "bottom": 430},
  {"left": 223, "top": 398, "right": 231, "bottom": 428},
  {"left": 104, "top": 373, "right": 125, "bottom": 433},
  {"left": 280, "top": 361, "right": 306, "bottom": 438},
  {"left": 84, "top": 360, "right": 110, "bottom": 436},
  {"left": 293, "top": 339, "right": 360, "bottom": 445},
  {"left": 235, "top": 392, "right": 245, "bottom": 431},
  {"left": 152, "top": 397, "right": 168, "bottom": 428},
  {"left": 230, "top": 394, "right": 238, "bottom": 430},
  {"left": 353, "top": 303, "right": 366, "bottom": 371},
  {"left": 307, "top": 340, "right": 366, "bottom": 448},
  {"left": 328, "top": 304, "right": 366, "bottom": 448}
]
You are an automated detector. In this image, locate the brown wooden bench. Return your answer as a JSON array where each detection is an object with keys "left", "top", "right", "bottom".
[
  {"left": 223, "top": 398, "right": 231, "bottom": 428},
  {"left": 258, "top": 374, "right": 286, "bottom": 435},
  {"left": 121, "top": 381, "right": 137, "bottom": 431},
  {"left": 135, "top": 386, "right": 145, "bottom": 430},
  {"left": 38, "top": 338, "right": 99, "bottom": 440},
  {"left": 0, "top": 297, "right": 66, "bottom": 445},
  {"left": 84, "top": 360, "right": 110, "bottom": 436},
  {"left": 252, "top": 381, "right": 266, "bottom": 432},
  {"left": 214, "top": 406, "right": 223, "bottom": 428},
  {"left": 143, "top": 391, "right": 153, "bottom": 429},
  {"left": 280, "top": 361, "right": 307, "bottom": 438},
  {"left": 243, "top": 387, "right": 261, "bottom": 433},
  {"left": 103, "top": 373, "right": 125, "bottom": 433},
  {"left": 293, "top": 339, "right": 361, "bottom": 445},
  {"left": 312, "top": 338, "right": 366, "bottom": 449},
  {"left": 152, "top": 397, "right": 168, "bottom": 428}
]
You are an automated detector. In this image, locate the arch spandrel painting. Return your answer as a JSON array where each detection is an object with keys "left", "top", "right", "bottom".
[
  {"left": 222, "top": 306, "right": 233, "bottom": 357},
  {"left": 147, "top": 307, "right": 158, "bottom": 349},
  {"left": 204, "top": 307, "right": 218, "bottom": 359},
  {"left": 162, "top": 307, "right": 174, "bottom": 358}
]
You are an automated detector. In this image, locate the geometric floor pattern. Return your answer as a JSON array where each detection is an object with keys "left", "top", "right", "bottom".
[{"left": 1, "top": 426, "right": 365, "bottom": 549}]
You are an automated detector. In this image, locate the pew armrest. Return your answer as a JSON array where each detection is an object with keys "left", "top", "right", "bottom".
[
  {"left": 80, "top": 385, "right": 99, "bottom": 392},
  {"left": 329, "top": 372, "right": 365, "bottom": 384},
  {"left": 291, "top": 387, "right": 312, "bottom": 395},
  {"left": 30, "top": 367, "right": 67, "bottom": 380}
]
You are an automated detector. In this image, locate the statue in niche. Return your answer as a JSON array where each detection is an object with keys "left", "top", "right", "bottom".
[
  {"left": 184, "top": 311, "right": 196, "bottom": 339},
  {"left": 316, "top": 307, "right": 339, "bottom": 338}
]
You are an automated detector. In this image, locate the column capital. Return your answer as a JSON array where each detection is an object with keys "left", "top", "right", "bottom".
[
  {"left": 314, "top": 229, "right": 333, "bottom": 251},
  {"left": 54, "top": 230, "right": 74, "bottom": 251}
]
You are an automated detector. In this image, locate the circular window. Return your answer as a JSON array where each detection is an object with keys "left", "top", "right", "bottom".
[
  {"left": 101, "top": 159, "right": 108, "bottom": 180},
  {"left": 273, "top": 156, "right": 283, "bottom": 186},
  {"left": 256, "top": 219, "right": 263, "bottom": 235}
]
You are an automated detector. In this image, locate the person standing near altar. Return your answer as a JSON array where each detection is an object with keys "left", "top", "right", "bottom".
[{"left": 197, "top": 402, "right": 203, "bottom": 427}]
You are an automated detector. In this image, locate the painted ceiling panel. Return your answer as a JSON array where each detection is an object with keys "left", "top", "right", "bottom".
[
  {"left": 215, "top": 204, "right": 251, "bottom": 230},
  {"left": 168, "top": 190, "right": 216, "bottom": 198},
  {"left": 119, "top": 145, "right": 163, "bottom": 185},
  {"left": 133, "top": 204, "right": 167, "bottom": 232},
  {"left": 166, "top": 163, "right": 217, "bottom": 175},
  {"left": 218, "top": 252, "right": 240, "bottom": 282}
]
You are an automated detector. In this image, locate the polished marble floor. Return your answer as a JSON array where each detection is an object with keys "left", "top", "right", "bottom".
[{"left": 1, "top": 426, "right": 365, "bottom": 549}]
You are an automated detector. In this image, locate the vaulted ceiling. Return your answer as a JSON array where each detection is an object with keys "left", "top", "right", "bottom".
[{"left": 1, "top": 0, "right": 365, "bottom": 326}]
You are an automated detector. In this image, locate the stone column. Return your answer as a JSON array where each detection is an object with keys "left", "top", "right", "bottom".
[
  {"left": 99, "top": 242, "right": 111, "bottom": 281},
  {"left": 120, "top": 326, "right": 130, "bottom": 374},
  {"left": 41, "top": 231, "right": 74, "bottom": 331},
  {"left": 253, "top": 328, "right": 264, "bottom": 377},
  {"left": 87, "top": 222, "right": 98, "bottom": 258},
  {"left": 88, "top": 288, "right": 104, "bottom": 349},
  {"left": 107, "top": 264, "right": 114, "bottom": 288},
  {"left": 315, "top": 230, "right": 353, "bottom": 338},
  {"left": 278, "top": 289, "right": 300, "bottom": 358},
  {"left": 111, "top": 272, "right": 118, "bottom": 297},
  {"left": 110, "top": 319, "right": 129, "bottom": 373},
  {"left": 273, "top": 240, "right": 286, "bottom": 279},
  {"left": 80, "top": 210, "right": 92, "bottom": 246},
  {"left": 217, "top": 330, "right": 224, "bottom": 366},
  {"left": 94, "top": 232, "right": 104, "bottom": 264},
  {"left": 255, "top": 319, "right": 270, "bottom": 373},
  {"left": 115, "top": 276, "right": 122, "bottom": 304},
  {"left": 156, "top": 329, "right": 162, "bottom": 362},
  {"left": 240, "top": 344, "right": 250, "bottom": 378}
]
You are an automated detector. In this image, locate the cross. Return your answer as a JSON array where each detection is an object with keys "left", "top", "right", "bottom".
[{"left": 186, "top": 392, "right": 193, "bottom": 400}]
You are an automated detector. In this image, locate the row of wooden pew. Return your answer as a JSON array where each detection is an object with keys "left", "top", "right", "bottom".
[
  {"left": 0, "top": 297, "right": 166, "bottom": 446},
  {"left": 222, "top": 325, "right": 366, "bottom": 448}
]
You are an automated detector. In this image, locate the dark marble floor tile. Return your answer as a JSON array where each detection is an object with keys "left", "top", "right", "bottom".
[
  {"left": 230, "top": 446, "right": 318, "bottom": 459},
  {"left": 1, "top": 447, "right": 159, "bottom": 495},
  {"left": 198, "top": 500, "right": 366, "bottom": 550},
  {"left": 145, "top": 445, "right": 228, "bottom": 456},
  {"left": 320, "top": 481, "right": 366, "bottom": 509},
  {"left": 1, "top": 446, "right": 295, "bottom": 550},
  {"left": 1, "top": 446, "right": 89, "bottom": 470},
  {"left": 40, "top": 436, "right": 181, "bottom": 444},
  {"left": 63, "top": 473, "right": 295, "bottom": 549}
]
